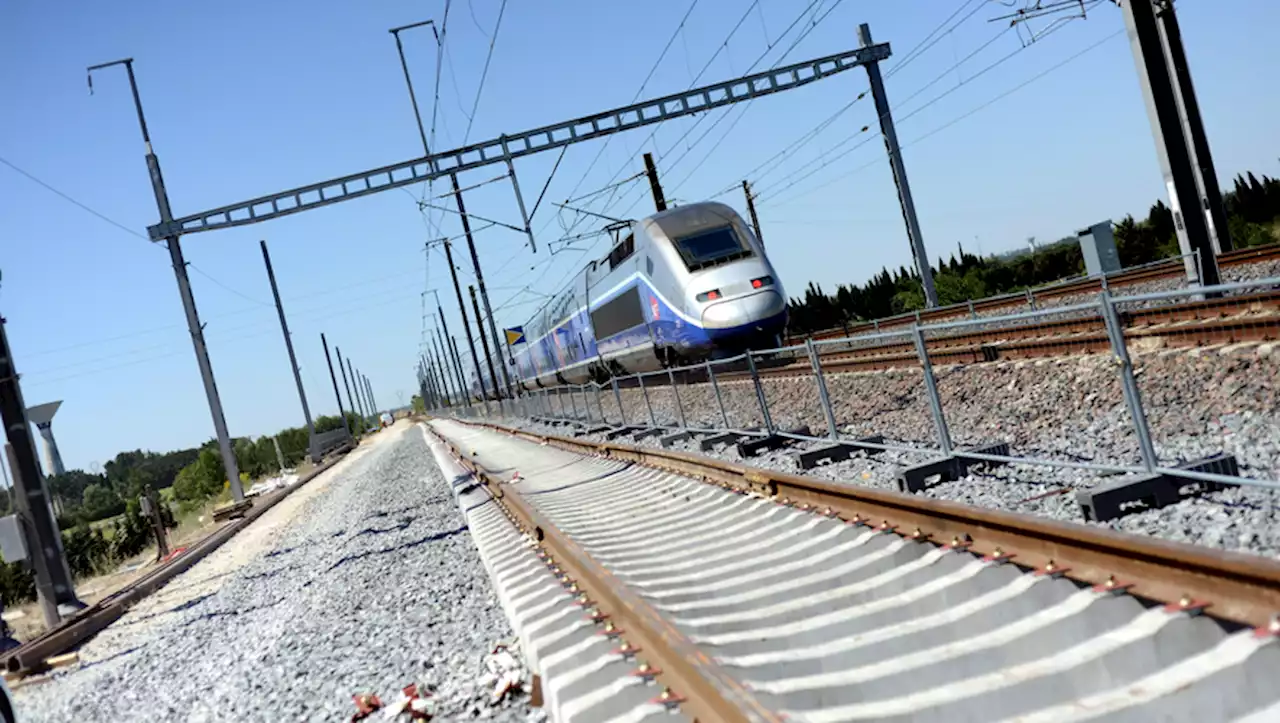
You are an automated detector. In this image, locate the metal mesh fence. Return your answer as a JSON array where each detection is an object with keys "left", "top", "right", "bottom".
[
  {"left": 1117, "top": 277, "right": 1280, "bottom": 485},
  {"left": 428, "top": 274, "right": 1280, "bottom": 496},
  {"left": 814, "top": 332, "right": 936, "bottom": 447},
  {"left": 754, "top": 344, "right": 830, "bottom": 439}
]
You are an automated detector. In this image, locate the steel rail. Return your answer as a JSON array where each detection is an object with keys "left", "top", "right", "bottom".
[
  {"left": 431, "top": 427, "right": 778, "bottom": 723},
  {"left": 451, "top": 419, "right": 1280, "bottom": 631}
]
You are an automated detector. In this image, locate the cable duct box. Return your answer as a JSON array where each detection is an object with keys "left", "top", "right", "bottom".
[{"left": 1078, "top": 221, "right": 1121, "bottom": 276}]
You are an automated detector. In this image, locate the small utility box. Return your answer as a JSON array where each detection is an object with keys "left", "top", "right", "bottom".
[
  {"left": 0, "top": 515, "right": 28, "bottom": 563},
  {"left": 1078, "top": 221, "right": 1121, "bottom": 276}
]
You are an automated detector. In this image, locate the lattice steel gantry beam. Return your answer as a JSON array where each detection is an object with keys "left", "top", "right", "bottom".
[{"left": 147, "top": 43, "right": 890, "bottom": 240}]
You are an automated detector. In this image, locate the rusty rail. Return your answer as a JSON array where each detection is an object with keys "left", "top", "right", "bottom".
[{"left": 454, "top": 419, "right": 1280, "bottom": 631}]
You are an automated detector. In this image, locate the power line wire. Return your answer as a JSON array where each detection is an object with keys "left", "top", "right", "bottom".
[{"left": 462, "top": 0, "right": 509, "bottom": 145}]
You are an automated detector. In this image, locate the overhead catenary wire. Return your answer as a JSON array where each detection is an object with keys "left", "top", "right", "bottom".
[
  {"left": 606, "top": 0, "right": 839, "bottom": 219},
  {"left": 571, "top": 0, "right": 799, "bottom": 229},
  {"left": 704, "top": 0, "right": 998, "bottom": 200},
  {"left": 554, "top": 0, "right": 702, "bottom": 210},
  {"left": 751, "top": 17, "right": 1036, "bottom": 203},
  {"left": 462, "top": 0, "right": 509, "bottom": 145},
  {"left": 760, "top": 26, "right": 1127, "bottom": 209}
]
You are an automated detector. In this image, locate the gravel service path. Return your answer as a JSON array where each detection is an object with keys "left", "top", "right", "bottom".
[{"left": 12, "top": 423, "right": 539, "bottom": 723}]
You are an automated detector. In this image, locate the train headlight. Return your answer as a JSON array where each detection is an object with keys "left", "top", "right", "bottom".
[
  {"left": 696, "top": 289, "right": 722, "bottom": 302},
  {"left": 751, "top": 276, "right": 774, "bottom": 289}
]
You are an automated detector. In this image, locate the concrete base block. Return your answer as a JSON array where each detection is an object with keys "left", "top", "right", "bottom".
[
  {"left": 798, "top": 435, "right": 886, "bottom": 470},
  {"left": 658, "top": 431, "right": 693, "bottom": 448},
  {"left": 582, "top": 425, "right": 613, "bottom": 435},
  {"left": 603, "top": 426, "right": 639, "bottom": 441},
  {"left": 699, "top": 432, "right": 745, "bottom": 451},
  {"left": 1076, "top": 453, "right": 1238, "bottom": 522},
  {"left": 631, "top": 428, "right": 664, "bottom": 441},
  {"left": 736, "top": 426, "right": 811, "bottom": 459},
  {"left": 898, "top": 442, "right": 1011, "bottom": 494}
]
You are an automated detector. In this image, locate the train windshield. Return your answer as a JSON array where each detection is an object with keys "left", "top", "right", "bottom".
[{"left": 671, "top": 226, "right": 751, "bottom": 271}]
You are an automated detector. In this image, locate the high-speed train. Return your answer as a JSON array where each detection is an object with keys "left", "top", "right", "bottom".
[{"left": 469, "top": 201, "right": 786, "bottom": 397}]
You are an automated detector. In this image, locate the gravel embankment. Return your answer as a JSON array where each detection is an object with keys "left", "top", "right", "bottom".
[
  {"left": 13, "top": 424, "right": 539, "bottom": 723},
  {"left": 496, "top": 343, "right": 1280, "bottom": 558}
]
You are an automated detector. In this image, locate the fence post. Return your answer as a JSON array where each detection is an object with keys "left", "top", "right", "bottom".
[
  {"left": 594, "top": 384, "right": 607, "bottom": 425},
  {"left": 612, "top": 378, "right": 626, "bottom": 426},
  {"left": 706, "top": 361, "right": 730, "bottom": 429},
  {"left": 967, "top": 299, "right": 976, "bottom": 319},
  {"left": 745, "top": 351, "right": 775, "bottom": 434},
  {"left": 911, "top": 325, "right": 953, "bottom": 455},
  {"left": 569, "top": 385, "right": 580, "bottom": 422},
  {"left": 1025, "top": 288, "right": 1037, "bottom": 310},
  {"left": 668, "top": 369, "right": 687, "bottom": 429},
  {"left": 637, "top": 374, "right": 657, "bottom": 427},
  {"left": 806, "top": 339, "right": 839, "bottom": 441},
  {"left": 1099, "top": 290, "right": 1158, "bottom": 471}
]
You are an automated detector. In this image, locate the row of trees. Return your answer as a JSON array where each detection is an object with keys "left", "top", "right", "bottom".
[{"left": 786, "top": 171, "right": 1280, "bottom": 335}]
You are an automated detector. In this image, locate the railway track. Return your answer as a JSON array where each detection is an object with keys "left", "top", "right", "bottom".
[
  {"left": 429, "top": 418, "right": 1280, "bottom": 723},
  {"left": 784, "top": 288, "right": 1280, "bottom": 376},
  {"left": 803, "top": 243, "right": 1280, "bottom": 342}
]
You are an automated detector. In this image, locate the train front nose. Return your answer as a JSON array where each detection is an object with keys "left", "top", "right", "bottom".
[{"left": 701, "top": 289, "right": 787, "bottom": 335}]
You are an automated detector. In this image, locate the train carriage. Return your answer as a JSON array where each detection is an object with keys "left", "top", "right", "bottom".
[{"left": 471, "top": 201, "right": 786, "bottom": 398}]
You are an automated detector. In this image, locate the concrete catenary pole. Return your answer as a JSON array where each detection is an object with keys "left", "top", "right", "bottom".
[
  {"left": 644, "top": 152, "right": 667, "bottom": 212},
  {"left": 335, "top": 346, "right": 361, "bottom": 432},
  {"left": 453, "top": 178, "right": 511, "bottom": 401},
  {"left": 468, "top": 286, "right": 496, "bottom": 404},
  {"left": 0, "top": 319, "right": 84, "bottom": 624},
  {"left": 86, "top": 59, "right": 244, "bottom": 500},
  {"left": 260, "top": 240, "right": 319, "bottom": 463},
  {"left": 857, "top": 25, "right": 939, "bottom": 308},
  {"left": 1120, "top": 0, "right": 1219, "bottom": 287},
  {"left": 348, "top": 360, "right": 369, "bottom": 426},
  {"left": 743, "top": 180, "right": 763, "bottom": 245},
  {"left": 321, "top": 333, "right": 352, "bottom": 437}
]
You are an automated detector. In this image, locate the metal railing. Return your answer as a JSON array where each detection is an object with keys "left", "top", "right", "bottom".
[{"left": 435, "top": 275, "right": 1280, "bottom": 495}]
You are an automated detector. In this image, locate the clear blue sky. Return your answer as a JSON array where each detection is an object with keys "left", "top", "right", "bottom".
[{"left": 2, "top": 0, "right": 1277, "bottom": 475}]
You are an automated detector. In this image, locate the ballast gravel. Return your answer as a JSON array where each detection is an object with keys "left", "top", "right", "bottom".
[{"left": 12, "top": 424, "right": 540, "bottom": 723}]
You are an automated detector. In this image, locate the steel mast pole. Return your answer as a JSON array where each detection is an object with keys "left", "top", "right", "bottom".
[
  {"left": 87, "top": 59, "right": 244, "bottom": 501},
  {"left": 743, "top": 180, "right": 763, "bottom": 245},
  {"left": 321, "top": 334, "right": 352, "bottom": 437},
  {"left": 0, "top": 320, "right": 83, "bottom": 622},
  {"left": 335, "top": 346, "right": 361, "bottom": 432},
  {"left": 1120, "top": 0, "right": 1219, "bottom": 287},
  {"left": 260, "top": 241, "right": 319, "bottom": 463},
  {"left": 857, "top": 25, "right": 939, "bottom": 308}
]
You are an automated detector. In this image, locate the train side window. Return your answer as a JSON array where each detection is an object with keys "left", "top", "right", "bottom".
[{"left": 608, "top": 234, "right": 635, "bottom": 271}]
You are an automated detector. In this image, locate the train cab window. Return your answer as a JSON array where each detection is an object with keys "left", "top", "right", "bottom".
[
  {"left": 607, "top": 234, "right": 635, "bottom": 271},
  {"left": 672, "top": 226, "right": 752, "bottom": 271},
  {"left": 646, "top": 256, "right": 655, "bottom": 276}
]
